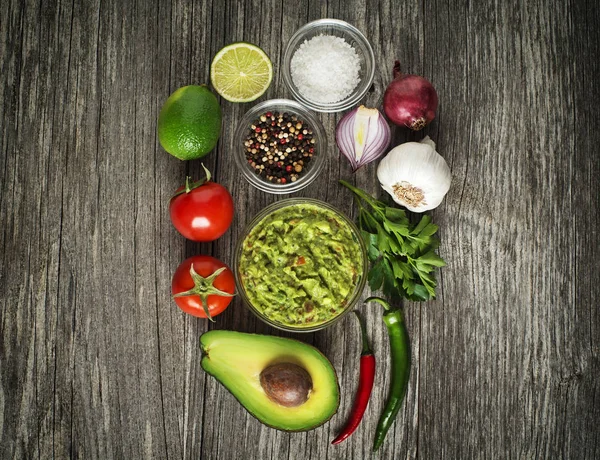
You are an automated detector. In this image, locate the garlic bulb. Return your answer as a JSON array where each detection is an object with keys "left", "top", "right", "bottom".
[{"left": 376, "top": 136, "right": 451, "bottom": 212}]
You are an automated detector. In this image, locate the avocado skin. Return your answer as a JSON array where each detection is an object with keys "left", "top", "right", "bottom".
[{"left": 200, "top": 330, "right": 340, "bottom": 432}]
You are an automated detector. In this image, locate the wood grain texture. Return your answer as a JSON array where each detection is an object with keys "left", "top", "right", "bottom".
[{"left": 1, "top": 0, "right": 598, "bottom": 459}]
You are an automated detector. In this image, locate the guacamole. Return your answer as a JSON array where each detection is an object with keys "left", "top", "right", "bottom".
[{"left": 239, "top": 202, "right": 364, "bottom": 328}]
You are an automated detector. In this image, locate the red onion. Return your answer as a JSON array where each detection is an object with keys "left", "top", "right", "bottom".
[
  {"left": 383, "top": 61, "right": 438, "bottom": 131},
  {"left": 336, "top": 106, "right": 391, "bottom": 172}
]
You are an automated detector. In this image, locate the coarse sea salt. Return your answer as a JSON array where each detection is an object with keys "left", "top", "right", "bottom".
[{"left": 290, "top": 35, "right": 361, "bottom": 104}]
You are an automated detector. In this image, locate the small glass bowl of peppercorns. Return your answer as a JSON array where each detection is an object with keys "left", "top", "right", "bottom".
[{"left": 233, "top": 99, "right": 327, "bottom": 194}]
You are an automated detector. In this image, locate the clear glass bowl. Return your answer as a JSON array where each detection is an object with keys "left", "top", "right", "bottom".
[
  {"left": 233, "top": 99, "right": 327, "bottom": 194},
  {"left": 282, "top": 19, "right": 375, "bottom": 113},
  {"left": 234, "top": 198, "right": 368, "bottom": 333}
]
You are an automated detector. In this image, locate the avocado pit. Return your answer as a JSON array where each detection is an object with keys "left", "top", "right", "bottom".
[{"left": 259, "top": 363, "right": 313, "bottom": 407}]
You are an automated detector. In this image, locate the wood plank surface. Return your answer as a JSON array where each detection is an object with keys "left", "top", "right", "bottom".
[{"left": 1, "top": 0, "right": 598, "bottom": 458}]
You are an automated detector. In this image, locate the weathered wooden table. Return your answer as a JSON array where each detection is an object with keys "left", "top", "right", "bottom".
[{"left": 1, "top": 0, "right": 599, "bottom": 458}]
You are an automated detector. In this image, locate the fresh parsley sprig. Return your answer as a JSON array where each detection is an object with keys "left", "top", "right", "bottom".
[{"left": 340, "top": 180, "right": 446, "bottom": 302}]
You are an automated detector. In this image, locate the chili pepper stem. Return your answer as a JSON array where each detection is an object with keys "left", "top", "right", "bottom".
[
  {"left": 353, "top": 311, "right": 372, "bottom": 356},
  {"left": 365, "top": 296, "right": 392, "bottom": 311}
]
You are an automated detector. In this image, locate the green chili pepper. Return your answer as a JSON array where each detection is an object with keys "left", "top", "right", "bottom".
[{"left": 366, "top": 296, "right": 411, "bottom": 452}]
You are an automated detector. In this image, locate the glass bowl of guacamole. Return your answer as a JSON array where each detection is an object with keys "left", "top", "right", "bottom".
[{"left": 235, "top": 198, "right": 367, "bottom": 332}]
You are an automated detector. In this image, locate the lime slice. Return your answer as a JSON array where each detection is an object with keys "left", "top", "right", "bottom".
[{"left": 211, "top": 43, "right": 273, "bottom": 103}]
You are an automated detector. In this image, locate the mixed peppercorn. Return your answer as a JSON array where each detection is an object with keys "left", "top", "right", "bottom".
[{"left": 244, "top": 111, "right": 316, "bottom": 184}]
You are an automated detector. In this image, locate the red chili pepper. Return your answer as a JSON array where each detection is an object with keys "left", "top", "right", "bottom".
[{"left": 331, "top": 311, "right": 375, "bottom": 445}]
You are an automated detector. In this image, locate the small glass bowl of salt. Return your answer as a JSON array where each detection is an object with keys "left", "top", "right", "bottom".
[{"left": 282, "top": 19, "right": 375, "bottom": 113}]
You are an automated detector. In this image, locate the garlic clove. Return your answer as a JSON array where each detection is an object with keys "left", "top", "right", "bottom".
[{"left": 376, "top": 136, "right": 451, "bottom": 213}]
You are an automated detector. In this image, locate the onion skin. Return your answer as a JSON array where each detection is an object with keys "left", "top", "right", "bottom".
[{"left": 383, "top": 61, "right": 438, "bottom": 131}]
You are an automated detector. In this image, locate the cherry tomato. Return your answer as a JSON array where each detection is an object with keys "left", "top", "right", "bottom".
[
  {"left": 169, "top": 176, "right": 234, "bottom": 242},
  {"left": 171, "top": 255, "right": 235, "bottom": 319}
]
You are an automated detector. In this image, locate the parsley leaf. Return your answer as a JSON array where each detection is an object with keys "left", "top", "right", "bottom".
[
  {"left": 368, "top": 259, "right": 385, "bottom": 291},
  {"left": 340, "top": 180, "right": 446, "bottom": 302}
]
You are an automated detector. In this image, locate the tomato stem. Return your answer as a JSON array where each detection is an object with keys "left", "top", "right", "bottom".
[
  {"left": 173, "top": 265, "right": 235, "bottom": 321},
  {"left": 172, "top": 164, "right": 212, "bottom": 199}
]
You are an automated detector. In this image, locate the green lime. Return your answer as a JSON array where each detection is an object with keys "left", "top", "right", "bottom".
[
  {"left": 158, "top": 85, "right": 222, "bottom": 160},
  {"left": 210, "top": 43, "right": 273, "bottom": 103}
]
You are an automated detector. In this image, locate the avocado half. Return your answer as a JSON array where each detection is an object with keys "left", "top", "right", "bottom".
[{"left": 200, "top": 330, "right": 339, "bottom": 431}]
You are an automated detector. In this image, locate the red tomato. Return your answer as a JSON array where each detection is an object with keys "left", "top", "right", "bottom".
[
  {"left": 171, "top": 255, "right": 235, "bottom": 319},
  {"left": 169, "top": 179, "right": 234, "bottom": 242}
]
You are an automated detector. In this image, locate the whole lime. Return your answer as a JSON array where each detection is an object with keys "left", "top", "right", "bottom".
[{"left": 158, "top": 85, "right": 222, "bottom": 160}]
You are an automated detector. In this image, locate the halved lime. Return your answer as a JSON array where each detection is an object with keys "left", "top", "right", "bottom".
[{"left": 210, "top": 43, "right": 273, "bottom": 103}]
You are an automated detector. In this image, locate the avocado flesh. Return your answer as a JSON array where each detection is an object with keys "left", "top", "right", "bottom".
[{"left": 200, "top": 330, "right": 339, "bottom": 431}]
